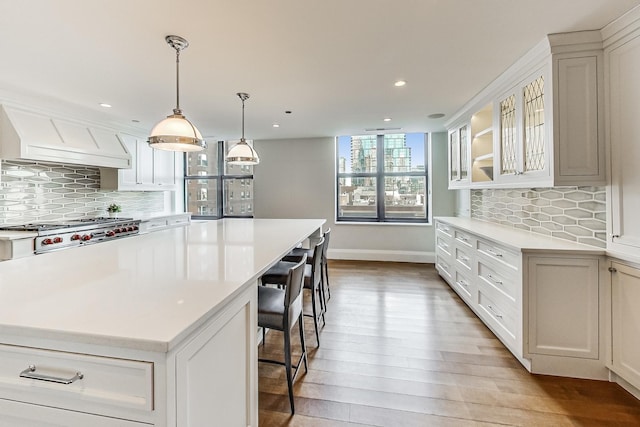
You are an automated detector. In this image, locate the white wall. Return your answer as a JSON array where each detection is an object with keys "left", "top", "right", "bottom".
[{"left": 253, "top": 132, "right": 454, "bottom": 263}]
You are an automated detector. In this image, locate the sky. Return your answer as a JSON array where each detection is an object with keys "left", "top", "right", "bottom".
[{"left": 337, "top": 133, "right": 427, "bottom": 173}]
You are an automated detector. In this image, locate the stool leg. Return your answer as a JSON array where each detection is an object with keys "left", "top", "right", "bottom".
[
  {"left": 298, "top": 313, "right": 308, "bottom": 373},
  {"left": 324, "top": 260, "right": 331, "bottom": 300},
  {"left": 262, "top": 327, "right": 266, "bottom": 347},
  {"left": 284, "top": 328, "right": 295, "bottom": 414},
  {"left": 309, "top": 287, "right": 321, "bottom": 347}
]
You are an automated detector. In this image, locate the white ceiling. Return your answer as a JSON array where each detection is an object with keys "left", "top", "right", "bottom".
[{"left": 0, "top": 0, "right": 638, "bottom": 141}]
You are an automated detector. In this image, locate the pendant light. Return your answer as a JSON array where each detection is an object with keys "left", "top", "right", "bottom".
[
  {"left": 148, "top": 35, "right": 205, "bottom": 152},
  {"left": 226, "top": 92, "right": 260, "bottom": 165}
]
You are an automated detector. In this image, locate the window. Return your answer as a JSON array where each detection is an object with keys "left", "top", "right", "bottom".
[
  {"left": 336, "top": 133, "right": 429, "bottom": 223},
  {"left": 185, "top": 141, "right": 254, "bottom": 219}
]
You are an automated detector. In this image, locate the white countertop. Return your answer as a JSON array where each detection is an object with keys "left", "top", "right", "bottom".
[
  {"left": 436, "top": 217, "right": 606, "bottom": 255},
  {"left": 0, "top": 218, "right": 324, "bottom": 352}
]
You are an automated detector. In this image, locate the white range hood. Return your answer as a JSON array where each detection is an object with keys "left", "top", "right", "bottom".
[{"left": 0, "top": 104, "right": 132, "bottom": 169}]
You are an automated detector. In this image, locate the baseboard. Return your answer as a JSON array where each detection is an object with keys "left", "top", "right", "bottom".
[
  {"left": 328, "top": 249, "right": 435, "bottom": 263},
  {"left": 610, "top": 371, "right": 640, "bottom": 400}
]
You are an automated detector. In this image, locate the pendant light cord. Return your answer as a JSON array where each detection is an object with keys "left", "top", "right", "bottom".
[
  {"left": 175, "top": 48, "right": 181, "bottom": 113},
  {"left": 241, "top": 97, "right": 245, "bottom": 141}
]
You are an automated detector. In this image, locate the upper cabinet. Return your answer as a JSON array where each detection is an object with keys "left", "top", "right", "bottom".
[
  {"left": 604, "top": 7, "right": 640, "bottom": 255},
  {"left": 100, "top": 134, "right": 179, "bottom": 191},
  {"left": 448, "top": 123, "right": 470, "bottom": 188},
  {"left": 445, "top": 31, "right": 605, "bottom": 189}
]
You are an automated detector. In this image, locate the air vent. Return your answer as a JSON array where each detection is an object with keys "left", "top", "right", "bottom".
[{"left": 364, "top": 127, "right": 402, "bottom": 132}]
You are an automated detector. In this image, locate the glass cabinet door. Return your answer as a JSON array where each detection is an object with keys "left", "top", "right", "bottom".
[
  {"left": 523, "top": 75, "right": 545, "bottom": 173},
  {"left": 499, "top": 92, "right": 518, "bottom": 178},
  {"left": 459, "top": 125, "right": 469, "bottom": 181},
  {"left": 449, "top": 129, "right": 459, "bottom": 183}
]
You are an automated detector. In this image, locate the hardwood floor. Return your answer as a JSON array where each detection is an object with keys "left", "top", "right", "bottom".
[{"left": 258, "top": 260, "right": 640, "bottom": 426}]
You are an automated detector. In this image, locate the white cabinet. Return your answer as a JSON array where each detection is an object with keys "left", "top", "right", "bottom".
[
  {"left": 139, "top": 213, "right": 191, "bottom": 234},
  {"left": 434, "top": 218, "right": 606, "bottom": 379},
  {"left": 447, "top": 124, "right": 470, "bottom": 188},
  {"left": 610, "top": 261, "right": 640, "bottom": 391},
  {"left": 606, "top": 26, "right": 640, "bottom": 254},
  {"left": 100, "top": 134, "right": 178, "bottom": 191},
  {"left": 528, "top": 256, "right": 600, "bottom": 359},
  {"left": 445, "top": 31, "right": 605, "bottom": 188}
]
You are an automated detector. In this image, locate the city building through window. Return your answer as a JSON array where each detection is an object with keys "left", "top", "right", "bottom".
[
  {"left": 185, "top": 141, "right": 254, "bottom": 219},
  {"left": 336, "top": 133, "right": 429, "bottom": 223}
]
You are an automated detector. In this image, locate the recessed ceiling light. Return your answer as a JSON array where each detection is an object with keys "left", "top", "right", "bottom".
[
  {"left": 99, "top": 103, "right": 112, "bottom": 108},
  {"left": 383, "top": 118, "right": 392, "bottom": 122},
  {"left": 427, "top": 113, "right": 445, "bottom": 119},
  {"left": 273, "top": 123, "right": 280, "bottom": 128},
  {"left": 394, "top": 80, "right": 406, "bottom": 87}
]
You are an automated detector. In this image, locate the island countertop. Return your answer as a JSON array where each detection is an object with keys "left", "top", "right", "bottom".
[{"left": 0, "top": 218, "right": 325, "bottom": 353}]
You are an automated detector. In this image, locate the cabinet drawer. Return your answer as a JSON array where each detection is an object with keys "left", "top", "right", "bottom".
[
  {"left": 436, "top": 221, "right": 453, "bottom": 239},
  {"left": 453, "top": 269, "right": 474, "bottom": 304},
  {"left": 478, "top": 286, "right": 518, "bottom": 343},
  {"left": 477, "top": 238, "right": 520, "bottom": 271},
  {"left": 455, "top": 246, "right": 473, "bottom": 272},
  {"left": 436, "top": 255, "right": 453, "bottom": 283},
  {"left": 141, "top": 218, "right": 168, "bottom": 233},
  {"left": 0, "top": 345, "right": 153, "bottom": 417},
  {"left": 167, "top": 216, "right": 190, "bottom": 227},
  {"left": 478, "top": 260, "right": 517, "bottom": 302},
  {"left": 454, "top": 229, "right": 473, "bottom": 248},
  {"left": 436, "top": 236, "right": 452, "bottom": 257}
]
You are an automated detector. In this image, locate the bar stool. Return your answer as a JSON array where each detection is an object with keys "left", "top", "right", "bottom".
[
  {"left": 258, "top": 255, "right": 308, "bottom": 414},
  {"left": 284, "top": 228, "right": 332, "bottom": 305},
  {"left": 262, "top": 238, "right": 325, "bottom": 346}
]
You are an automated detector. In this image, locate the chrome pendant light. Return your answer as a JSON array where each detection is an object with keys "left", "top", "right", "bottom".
[
  {"left": 226, "top": 92, "right": 260, "bottom": 165},
  {"left": 148, "top": 35, "right": 205, "bottom": 152}
]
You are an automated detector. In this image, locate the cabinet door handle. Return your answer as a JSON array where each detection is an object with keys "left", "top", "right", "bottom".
[
  {"left": 488, "top": 274, "right": 503, "bottom": 285},
  {"left": 459, "top": 255, "right": 469, "bottom": 262},
  {"left": 487, "top": 305, "right": 503, "bottom": 319},
  {"left": 611, "top": 234, "right": 620, "bottom": 239},
  {"left": 486, "top": 249, "right": 503, "bottom": 258},
  {"left": 457, "top": 236, "right": 469, "bottom": 242},
  {"left": 20, "top": 364, "right": 84, "bottom": 385},
  {"left": 608, "top": 267, "right": 617, "bottom": 273}
]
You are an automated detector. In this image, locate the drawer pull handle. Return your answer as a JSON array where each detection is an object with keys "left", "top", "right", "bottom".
[
  {"left": 488, "top": 274, "right": 503, "bottom": 285},
  {"left": 439, "top": 242, "right": 449, "bottom": 249},
  {"left": 457, "top": 237, "right": 469, "bottom": 242},
  {"left": 486, "top": 249, "right": 503, "bottom": 258},
  {"left": 456, "top": 280, "right": 468, "bottom": 289},
  {"left": 487, "top": 305, "right": 503, "bottom": 319},
  {"left": 20, "top": 365, "right": 84, "bottom": 385},
  {"left": 459, "top": 255, "right": 469, "bottom": 262}
]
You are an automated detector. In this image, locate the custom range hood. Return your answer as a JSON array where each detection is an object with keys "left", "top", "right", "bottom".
[{"left": 0, "top": 104, "right": 131, "bottom": 169}]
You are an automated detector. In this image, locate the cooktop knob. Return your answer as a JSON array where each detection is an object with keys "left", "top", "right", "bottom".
[
  {"left": 71, "top": 234, "right": 81, "bottom": 241},
  {"left": 82, "top": 234, "right": 92, "bottom": 241},
  {"left": 53, "top": 237, "right": 63, "bottom": 244},
  {"left": 106, "top": 230, "right": 115, "bottom": 237},
  {"left": 42, "top": 238, "right": 53, "bottom": 245}
]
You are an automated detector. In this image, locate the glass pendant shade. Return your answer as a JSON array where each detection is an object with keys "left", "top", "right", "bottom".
[
  {"left": 226, "top": 92, "right": 260, "bottom": 165},
  {"left": 148, "top": 111, "right": 205, "bottom": 152},
  {"left": 226, "top": 138, "right": 260, "bottom": 165},
  {"left": 148, "top": 35, "right": 205, "bottom": 152}
]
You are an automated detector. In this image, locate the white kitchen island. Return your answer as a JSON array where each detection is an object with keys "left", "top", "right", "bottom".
[{"left": 0, "top": 218, "right": 324, "bottom": 427}]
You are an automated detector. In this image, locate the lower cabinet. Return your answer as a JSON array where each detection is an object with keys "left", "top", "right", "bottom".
[
  {"left": 0, "top": 283, "right": 258, "bottom": 426},
  {"left": 611, "top": 261, "right": 640, "bottom": 391},
  {"left": 0, "top": 399, "right": 147, "bottom": 426},
  {"left": 435, "top": 218, "right": 605, "bottom": 379}
]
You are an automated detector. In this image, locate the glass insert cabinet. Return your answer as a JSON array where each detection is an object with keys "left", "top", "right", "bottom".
[{"left": 185, "top": 141, "right": 255, "bottom": 219}]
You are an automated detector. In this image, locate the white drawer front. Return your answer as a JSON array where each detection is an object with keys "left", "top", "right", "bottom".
[
  {"left": 454, "top": 229, "right": 473, "bottom": 248},
  {"left": 436, "top": 255, "right": 453, "bottom": 284},
  {"left": 436, "top": 221, "right": 453, "bottom": 239},
  {"left": 453, "top": 269, "right": 474, "bottom": 303},
  {"left": 455, "top": 246, "right": 473, "bottom": 272},
  {"left": 478, "top": 260, "right": 517, "bottom": 302},
  {"left": 436, "top": 236, "right": 452, "bottom": 257},
  {"left": 477, "top": 238, "right": 520, "bottom": 271},
  {"left": 0, "top": 345, "right": 153, "bottom": 418},
  {"left": 167, "top": 216, "right": 190, "bottom": 226},
  {"left": 478, "top": 287, "right": 517, "bottom": 343}
]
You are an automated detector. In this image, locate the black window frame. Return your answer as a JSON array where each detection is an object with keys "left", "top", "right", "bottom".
[
  {"left": 184, "top": 141, "right": 254, "bottom": 220},
  {"left": 336, "top": 133, "right": 430, "bottom": 223}
]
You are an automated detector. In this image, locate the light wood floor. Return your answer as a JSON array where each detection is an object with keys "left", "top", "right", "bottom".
[{"left": 258, "top": 260, "right": 640, "bottom": 426}]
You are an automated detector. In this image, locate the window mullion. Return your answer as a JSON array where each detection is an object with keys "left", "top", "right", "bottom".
[{"left": 377, "top": 134, "right": 384, "bottom": 221}]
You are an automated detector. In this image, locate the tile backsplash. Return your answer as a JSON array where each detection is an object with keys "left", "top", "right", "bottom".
[
  {"left": 471, "top": 187, "right": 606, "bottom": 248},
  {"left": 0, "top": 160, "right": 164, "bottom": 224}
]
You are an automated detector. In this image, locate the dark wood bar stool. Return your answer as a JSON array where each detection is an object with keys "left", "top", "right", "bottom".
[
  {"left": 262, "top": 238, "right": 325, "bottom": 346},
  {"left": 257, "top": 255, "right": 308, "bottom": 414}
]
